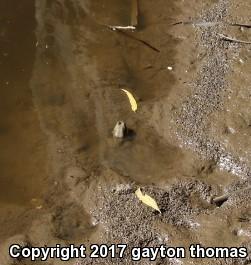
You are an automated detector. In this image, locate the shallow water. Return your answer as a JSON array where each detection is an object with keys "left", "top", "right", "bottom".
[
  {"left": 0, "top": 0, "right": 250, "bottom": 264},
  {"left": 0, "top": 0, "right": 188, "bottom": 240},
  {"left": 0, "top": 1, "right": 48, "bottom": 206}
]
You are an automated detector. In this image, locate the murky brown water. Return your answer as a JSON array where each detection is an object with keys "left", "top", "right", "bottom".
[
  {"left": 0, "top": 0, "right": 48, "bottom": 240},
  {"left": 0, "top": 0, "right": 250, "bottom": 264},
  {"left": 89, "top": 0, "right": 132, "bottom": 26}
]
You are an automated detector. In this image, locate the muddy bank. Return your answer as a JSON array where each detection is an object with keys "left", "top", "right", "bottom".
[{"left": 0, "top": 0, "right": 250, "bottom": 265}]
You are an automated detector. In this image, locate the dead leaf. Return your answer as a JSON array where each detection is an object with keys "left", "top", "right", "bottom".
[
  {"left": 135, "top": 188, "right": 161, "bottom": 213},
  {"left": 121, "top": 89, "right": 138, "bottom": 112}
]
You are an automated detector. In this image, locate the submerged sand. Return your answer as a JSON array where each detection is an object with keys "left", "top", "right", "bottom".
[{"left": 0, "top": 0, "right": 250, "bottom": 265}]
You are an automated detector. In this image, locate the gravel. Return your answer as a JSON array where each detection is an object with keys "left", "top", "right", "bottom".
[{"left": 174, "top": 0, "right": 251, "bottom": 179}]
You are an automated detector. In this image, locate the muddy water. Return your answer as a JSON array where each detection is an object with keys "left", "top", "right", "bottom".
[
  {"left": 0, "top": 0, "right": 194, "bottom": 238},
  {"left": 0, "top": 0, "right": 251, "bottom": 264},
  {"left": 0, "top": 0, "right": 48, "bottom": 237},
  {"left": 89, "top": 0, "right": 132, "bottom": 26},
  {"left": 82, "top": 0, "right": 198, "bottom": 185},
  {"left": 30, "top": 0, "right": 198, "bottom": 188}
]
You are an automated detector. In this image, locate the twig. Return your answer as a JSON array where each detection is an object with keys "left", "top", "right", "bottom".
[
  {"left": 105, "top": 0, "right": 139, "bottom": 31},
  {"left": 109, "top": 26, "right": 136, "bottom": 31},
  {"left": 171, "top": 21, "right": 220, "bottom": 27},
  {"left": 212, "top": 186, "right": 251, "bottom": 206},
  {"left": 211, "top": 194, "right": 229, "bottom": 206},
  {"left": 108, "top": 27, "right": 160, "bottom": 53},
  {"left": 218, "top": 33, "right": 251, "bottom": 44},
  {"left": 230, "top": 23, "right": 251, "bottom": 28},
  {"left": 171, "top": 21, "right": 251, "bottom": 28}
]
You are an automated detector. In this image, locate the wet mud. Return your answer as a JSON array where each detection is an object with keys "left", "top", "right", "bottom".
[{"left": 0, "top": 0, "right": 250, "bottom": 265}]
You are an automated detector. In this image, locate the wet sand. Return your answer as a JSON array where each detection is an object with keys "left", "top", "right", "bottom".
[{"left": 0, "top": 0, "right": 250, "bottom": 265}]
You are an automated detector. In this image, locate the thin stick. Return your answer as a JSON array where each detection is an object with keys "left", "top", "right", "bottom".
[
  {"left": 109, "top": 26, "right": 136, "bottom": 30},
  {"left": 212, "top": 194, "right": 229, "bottom": 205},
  {"left": 171, "top": 21, "right": 220, "bottom": 27},
  {"left": 230, "top": 23, "right": 251, "bottom": 28},
  {"left": 171, "top": 21, "right": 251, "bottom": 28},
  {"left": 218, "top": 33, "right": 251, "bottom": 44},
  {"left": 212, "top": 186, "right": 251, "bottom": 206},
  {"left": 108, "top": 27, "right": 160, "bottom": 53}
]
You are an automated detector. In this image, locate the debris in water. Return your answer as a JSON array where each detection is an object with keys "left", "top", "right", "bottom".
[
  {"left": 121, "top": 89, "right": 138, "bottom": 112},
  {"left": 109, "top": 25, "right": 136, "bottom": 31},
  {"left": 108, "top": 27, "right": 160, "bottom": 52},
  {"left": 135, "top": 188, "right": 161, "bottom": 213},
  {"left": 108, "top": 0, "right": 138, "bottom": 31},
  {"left": 113, "top": 121, "right": 127, "bottom": 139}
]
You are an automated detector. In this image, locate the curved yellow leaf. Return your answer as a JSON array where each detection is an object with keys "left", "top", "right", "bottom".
[
  {"left": 135, "top": 188, "right": 161, "bottom": 213},
  {"left": 121, "top": 89, "right": 138, "bottom": 112}
]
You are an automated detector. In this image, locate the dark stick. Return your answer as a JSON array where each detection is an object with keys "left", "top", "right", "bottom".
[
  {"left": 218, "top": 33, "right": 251, "bottom": 44},
  {"left": 171, "top": 21, "right": 251, "bottom": 28},
  {"left": 212, "top": 186, "right": 251, "bottom": 206},
  {"left": 109, "top": 27, "right": 160, "bottom": 53}
]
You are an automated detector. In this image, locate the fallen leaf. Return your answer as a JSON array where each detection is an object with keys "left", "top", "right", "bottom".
[
  {"left": 135, "top": 188, "right": 161, "bottom": 213},
  {"left": 121, "top": 89, "right": 138, "bottom": 112}
]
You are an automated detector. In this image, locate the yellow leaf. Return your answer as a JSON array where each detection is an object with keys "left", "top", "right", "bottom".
[
  {"left": 121, "top": 89, "right": 138, "bottom": 112},
  {"left": 135, "top": 188, "right": 161, "bottom": 213}
]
